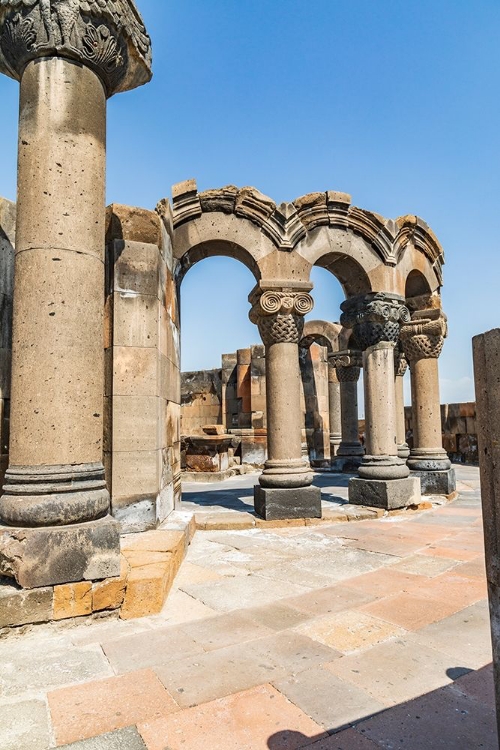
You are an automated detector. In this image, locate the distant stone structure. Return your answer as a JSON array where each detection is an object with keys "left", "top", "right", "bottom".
[{"left": 0, "top": 0, "right": 456, "bottom": 623}]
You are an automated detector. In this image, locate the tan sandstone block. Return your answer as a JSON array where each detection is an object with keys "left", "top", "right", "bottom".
[
  {"left": 53, "top": 582, "right": 92, "bottom": 620},
  {"left": 120, "top": 562, "right": 174, "bottom": 620},
  {"left": 92, "top": 558, "right": 128, "bottom": 612}
]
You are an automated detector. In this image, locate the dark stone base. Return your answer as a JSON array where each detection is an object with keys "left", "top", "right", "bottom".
[
  {"left": 254, "top": 485, "right": 322, "bottom": 521},
  {"left": 0, "top": 515, "right": 120, "bottom": 589},
  {"left": 349, "top": 476, "right": 421, "bottom": 510},
  {"left": 331, "top": 456, "right": 363, "bottom": 474},
  {"left": 411, "top": 468, "right": 456, "bottom": 496}
]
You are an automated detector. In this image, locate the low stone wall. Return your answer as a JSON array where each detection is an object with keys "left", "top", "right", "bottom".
[
  {"left": 181, "top": 369, "right": 223, "bottom": 436},
  {"left": 404, "top": 402, "right": 478, "bottom": 463}
]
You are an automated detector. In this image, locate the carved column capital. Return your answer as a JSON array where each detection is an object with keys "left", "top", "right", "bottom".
[
  {"left": 400, "top": 309, "right": 448, "bottom": 362},
  {"left": 249, "top": 289, "right": 314, "bottom": 346},
  {"left": 340, "top": 292, "right": 410, "bottom": 350},
  {"left": 330, "top": 350, "right": 363, "bottom": 383},
  {"left": 0, "top": 0, "right": 152, "bottom": 96}
]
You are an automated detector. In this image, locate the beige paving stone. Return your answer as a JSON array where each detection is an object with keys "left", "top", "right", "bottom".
[
  {"left": 241, "top": 601, "right": 313, "bottom": 631},
  {"left": 342, "top": 568, "right": 426, "bottom": 598},
  {"left": 389, "top": 553, "right": 459, "bottom": 577},
  {"left": 293, "top": 610, "right": 404, "bottom": 653},
  {"left": 48, "top": 669, "right": 179, "bottom": 746},
  {"left": 0, "top": 699, "right": 51, "bottom": 750},
  {"left": 359, "top": 592, "right": 467, "bottom": 631},
  {"left": 178, "top": 610, "right": 274, "bottom": 651},
  {"left": 154, "top": 588, "right": 218, "bottom": 626},
  {"left": 282, "top": 584, "right": 377, "bottom": 617},
  {"left": 138, "top": 684, "right": 327, "bottom": 750},
  {"left": 179, "top": 574, "right": 311, "bottom": 612},
  {"left": 273, "top": 666, "right": 385, "bottom": 731},
  {"left": 102, "top": 625, "right": 203, "bottom": 674},
  {"left": 325, "top": 637, "right": 469, "bottom": 706},
  {"left": 174, "top": 561, "right": 223, "bottom": 586}
]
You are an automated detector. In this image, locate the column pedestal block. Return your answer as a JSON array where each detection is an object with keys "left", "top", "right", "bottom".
[
  {"left": 349, "top": 476, "right": 421, "bottom": 510},
  {"left": 0, "top": 516, "right": 120, "bottom": 589},
  {"left": 410, "top": 468, "right": 456, "bottom": 497},
  {"left": 254, "top": 485, "right": 322, "bottom": 521},
  {"left": 331, "top": 455, "right": 363, "bottom": 474}
]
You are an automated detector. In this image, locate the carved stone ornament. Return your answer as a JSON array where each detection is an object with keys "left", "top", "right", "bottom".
[
  {"left": 249, "top": 290, "right": 314, "bottom": 346},
  {"left": 330, "top": 349, "right": 362, "bottom": 383},
  {"left": 340, "top": 292, "right": 410, "bottom": 350},
  {"left": 394, "top": 345, "right": 408, "bottom": 377},
  {"left": 400, "top": 308, "right": 448, "bottom": 362},
  {"left": 0, "top": 0, "right": 152, "bottom": 96}
]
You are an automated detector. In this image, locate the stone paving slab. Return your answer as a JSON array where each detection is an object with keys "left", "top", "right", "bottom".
[
  {"left": 59, "top": 727, "right": 147, "bottom": 749},
  {"left": 0, "top": 699, "right": 51, "bottom": 750}
]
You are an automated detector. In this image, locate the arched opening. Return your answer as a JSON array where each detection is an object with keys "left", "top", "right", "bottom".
[
  {"left": 314, "top": 252, "right": 372, "bottom": 298},
  {"left": 405, "top": 269, "right": 432, "bottom": 310},
  {"left": 176, "top": 240, "right": 261, "bottom": 287}
]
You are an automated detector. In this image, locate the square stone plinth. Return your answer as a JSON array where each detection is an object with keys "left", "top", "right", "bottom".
[
  {"left": 411, "top": 468, "right": 456, "bottom": 497},
  {"left": 0, "top": 516, "right": 121, "bottom": 589},
  {"left": 349, "top": 477, "right": 421, "bottom": 510},
  {"left": 254, "top": 485, "right": 322, "bottom": 521}
]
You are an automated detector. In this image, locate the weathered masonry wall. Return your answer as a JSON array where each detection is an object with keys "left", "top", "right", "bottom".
[
  {"left": 105, "top": 205, "right": 182, "bottom": 533},
  {"left": 0, "top": 198, "right": 15, "bottom": 489},
  {"left": 405, "top": 402, "right": 478, "bottom": 464},
  {"left": 180, "top": 342, "right": 330, "bottom": 466}
]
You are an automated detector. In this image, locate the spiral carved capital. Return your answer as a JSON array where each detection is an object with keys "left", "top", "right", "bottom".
[
  {"left": 249, "top": 290, "right": 314, "bottom": 346},
  {"left": 400, "top": 309, "right": 447, "bottom": 362},
  {"left": 340, "top": 293, "right": 410, "bottom": 351}
]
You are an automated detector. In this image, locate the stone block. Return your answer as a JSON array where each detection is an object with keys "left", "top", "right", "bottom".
[
  {"left": 254, "top": 485, "right": 322, "bottom": 521},
  {"left": 111, "top": 396, "right": 160, "bottom": 453},
  {"left": 106, "top": 204, "right": 162, "bottom": 247},
  {"left": 411, "top": 468, "right": 456, "bottom": 496},
  {"left": 112, "top": 496, "right": 157, "bottom": 534},
  {"left": 111, "top": 450, "right": 160, "bottom": 500},
  {"left": 120, "top": 561, "right": 174, "bottom": 619},
  {"left": 53, "top": 581, "right": 93, "bottom": 620},
  {"left": 348, "top": 476, "right": 421, "bottom": 510},
  {"left": 0, "top": 516, "right": 121, "bottom": 588},
  {"left": 112, "top": 347, "right": 158, "bottom": 398},
  {"left": 111, "top": 240, "right": 161, "bottom": 298},
  {"left": 0, "top": 578, "right": 53, "bottom": 627},
  {"left": 112, "top": 293, "right": 159, "bottom": 349},
  {"left": 58, "top": 727, "right": 148, "bottom": 749},
  {"left": 92, "top": 558, "right": 128, "bottom": 612}
]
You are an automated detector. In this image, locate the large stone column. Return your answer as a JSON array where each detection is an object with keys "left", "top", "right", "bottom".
[
  {"left": 328, "top": 362, "right": 342, "bottom": 459},
  {"left": 249, "top": 287, "right": 321, "bottom": 520},
  {"left": 341, "top": 293, "right": 420, "bottom": 510},
  {"left": 401, "top": 309, "right": 456, "bottom": 496},
  {"left": 0, "top": 1, "right": 152, "bottom": 588},
  {"left": 330, "top": 350, "right": 364, "bottom": 473},
  {"left": 394, "top": 347, "right": 410, "bottom": 459}
]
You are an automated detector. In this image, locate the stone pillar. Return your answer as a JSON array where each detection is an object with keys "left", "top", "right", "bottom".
[
  {"left": 341, "top": 293, "right": 420, "bottom": 510},
  {"left": 473, "top": 328, "right": 500, "bottom": 740},
  {"left": 394, "top": 347, "right": 410, "bottom": 459},
  {"left": 401, "top": 309, "right": 456, "bottom": 496},
  {"left": 328, "top": 362, "right": 342, "bottom": 459},
  {"left": 249, "top": 287, "right": 321, "bottom": 520},
  {"left": 0, "top": 1, "right": 152, "bottom": 588},
  {"left": 330, "top": 351, "right": 364, "bottom": 473}
]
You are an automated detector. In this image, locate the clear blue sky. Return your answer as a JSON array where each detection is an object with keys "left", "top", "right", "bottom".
[{"left": 0, "top": 0, "right": 498, "bottom": 404}]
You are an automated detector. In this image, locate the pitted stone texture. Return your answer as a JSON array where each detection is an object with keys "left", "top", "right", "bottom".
[
  {"left": 254, "top": 485, "right": 322, "bottom": 521},
  {"left": 59, "top": 727, "right": 147, "bottom": 749},
  {"left": 0, "top": 578, "right": 53, "bottom": 627},
  {"left": 0, "top": 0, "right": 152, "bottom": 96},
  {"left": 410, "top": 469, "right": 456, "bottom": 497},
  {"left": 250, "top": 290, "right": 314, "bottom": 346},
  {"left": 349, "top": 476, "right": 421, "bottom": 510},
  {"left": 401, "top": 309, "right": 448, "bottom": 362},
  {"left": 341, "top": 292, "right": 410, "bottom": 350},
  {"left": 0, "top": 516, "right": 120, "bottom": 588}
]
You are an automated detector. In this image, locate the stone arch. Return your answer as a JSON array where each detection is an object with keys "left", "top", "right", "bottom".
[
  {"left": 300, "top": 320, "right": 342, "bottom": 354},
  {"left": 175, "top": 239, "right": 262, "bottom": 285},
  {"left": 312, "top": 252, "right": 373, "bottom": 297}
]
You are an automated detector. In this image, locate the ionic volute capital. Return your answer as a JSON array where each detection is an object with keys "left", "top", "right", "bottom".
[
  {"left": 330, "top": 349, "right": 363, "bottom": 383},
  {"left": 0, "top": 0, "right": 152, "bottom": 96},
  {"left": 340, "top": 292, "right": 410, "bottom": 351},
  {"left": 400, "top": 309, "right": 447, "bottom": 361},
  {"left": 249, "top": 289, "right": 314, "bottom": 346}
]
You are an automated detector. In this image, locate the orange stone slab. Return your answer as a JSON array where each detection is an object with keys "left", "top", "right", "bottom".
[
  {"left": 138, "top": 683, "right": 327, "bottom": 750},
  {"left": 53, "top": 582, "right": 92, "bottom": 620},
  {"left": 359, "top": 592, "right": 463, "bottom": 631},
  {"left": 48, "top": 668, "right": 179, "bottom": 746}
]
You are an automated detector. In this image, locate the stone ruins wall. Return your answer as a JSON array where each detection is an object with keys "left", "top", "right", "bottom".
[
  {"left": 104, "top": 205, "right": 181, "bottom": 532},
  {"left": 405, "top": 402, "right": 477, "bottom": 463},
  {"left": 0, "top": 198, "right": 15, "bottom": 488},
  {"left": 181, "top": 369, "right": 223, "bottom": 436}
]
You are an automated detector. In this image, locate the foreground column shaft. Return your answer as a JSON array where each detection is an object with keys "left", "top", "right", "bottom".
[
  {"left": 395, "top": 349, "right": 410, "bottom": 459},
  {"left": 473, "top": 328, "right": 500, "bottom": 741},
  {"left": 0, "top": 0, "right": 152, "bottom": 588},
  {"left": 401, "top": 309, "right": 455, "bottom": 496},
  {"left": 341, "top": 293, "right": 419, "bottom": 510},
  {"left": 250, "top": 289, "right": 321, "bottom": 520}
]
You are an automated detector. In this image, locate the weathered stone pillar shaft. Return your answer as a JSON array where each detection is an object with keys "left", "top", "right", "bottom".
[
  {"left": 249, "top": 288, "right": 321, "bottom": 520},
  {"left": 394, "top": 348, "right": 409, "bottom": 459},
  {"left": 330, "top": 350, "right": 364, "bottom": 472},
  {"left": 363, "top": 343, "right": 398, "bottom": 458},
  {"left": 327, "top": 364, "right": 341, "bottom": 456}
]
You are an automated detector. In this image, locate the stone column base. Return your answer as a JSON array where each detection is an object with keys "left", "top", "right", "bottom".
[
  {"left": 254, "top": 485, "right": 322, "bottom": 521},
  {"left": 349, "top": 476, "right": 421, "bottom": 510},
  {"left": 0, "top": 516, "right": 120, "bottom": 589},
  {"left": 410, "top": 468, "right": 456, "bottom": 497},
  {"left": 331, "top": 455, "right": 363, "bottom": 474}
]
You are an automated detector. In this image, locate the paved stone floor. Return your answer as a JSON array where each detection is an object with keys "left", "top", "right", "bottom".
[{"left": 0, "top": 465, "right": 496, "bottom": 749}]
